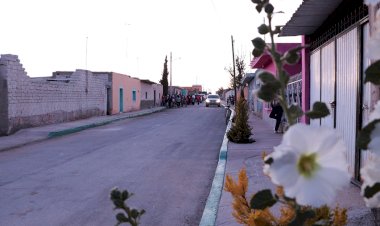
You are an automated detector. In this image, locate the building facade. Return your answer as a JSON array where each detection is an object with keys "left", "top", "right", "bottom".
[
  {"left": 140, "top": 79, "right": 163, "bottom": 109},
  {"left": 281, "top": 0, "right": 376, "bottom": 182},
  {"left": 108, "top": 73, "right": 141, "bottom": 114}
]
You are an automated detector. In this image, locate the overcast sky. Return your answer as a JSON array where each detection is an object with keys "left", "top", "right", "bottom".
[{"left": 1, "top": 0, "right": 302, "bottom": 93}]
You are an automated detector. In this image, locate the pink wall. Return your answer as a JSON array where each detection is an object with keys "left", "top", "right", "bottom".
[
  {"left": 250, "top": 43, "right": 302, "bottom": 125},
  {"left": 111, "top": 73, "right": 141, "bottom": 114},
  {"left": 251, "top": 43, "right": 302, "bottom": 76}
]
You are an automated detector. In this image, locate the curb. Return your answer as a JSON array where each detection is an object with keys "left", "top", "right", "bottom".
[
  {"left": 48, "top": 107, "right": 166, "bottom": 138},
  {"left": 199, "top": 108, "right": 235, "bottom": 226}
]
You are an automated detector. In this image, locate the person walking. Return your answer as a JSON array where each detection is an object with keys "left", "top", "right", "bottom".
[{"left": 269, "top": 102, "right": 283, "bottom": 133}]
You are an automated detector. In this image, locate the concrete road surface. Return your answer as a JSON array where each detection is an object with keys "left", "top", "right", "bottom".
[{"left": 0, "top": 104, "right": 226, "bottom": 226}]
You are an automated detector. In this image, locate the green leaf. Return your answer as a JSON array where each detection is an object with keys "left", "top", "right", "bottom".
[
  {"left": 252, "top": 48, "right": 264, "bottom": 57},
  {"left": 131, "top": 209, "right": 139, "bottom": 219},
  {"left": 258, "top": 71, "right": 277, "bottom": 83},
  {"left": 264, "top": 3, "right": 274, "bottom": 14},
  {"left": 110, "top": 188, "right": 121, "bottom": 200},
  {"left": 113, "top": 199, "right": 124, "bottom": 209},
  {"left": 365, "top": 60, "right": 380, "bottom": 85},
  {"left": 283, "top": 51, "right": 300, "bottom": 65},
  {"left": 256, "top": 4, "right": 263, "bottom": 13},
  {"left": 305, "top": 102, "right": 330, "bottom": 119},
  {"left": 357, "top": 119, "right": 380, "bottom": 149},
  {"left": 257, "top": 81, "right": 281, "bottom": 102},
  {"left": 116, "top": 213, "right": 129, "bottom": 222},
  {"left": 250, "top": 189, "right": 277, "bottom": 210},
  {"left": 289, "top": 209, "right": 315, "bottom": 226},
  {"left": 258, "top": 24, "right": 269, "bottom": 35},
  {"left": 364, "top": 182, "right": 380, "bottom": 198},
  {"left": 121, "top": 190, "right": 130, "bottom": 201},
  {"left": 251, "top": 37, "right": 266, "bottom": 51},
  {"left": 288, "top": 104, "right": 304, "bottom": 119}
]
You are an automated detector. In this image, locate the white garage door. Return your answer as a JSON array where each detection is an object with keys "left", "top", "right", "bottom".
[
  {"left": 310, "top": 50, "right": 321, "bottom": 127},
  {"left": 321, "top": 41, "right": 336, "bottom": 128},
  {"left": 336, "top": 27, "right": 359, "bottom": 177}
]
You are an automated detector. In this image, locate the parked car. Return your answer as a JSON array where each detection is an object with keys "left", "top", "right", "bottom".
[{"left": 205, "top": 94, "right": 221, "bottom": 107}]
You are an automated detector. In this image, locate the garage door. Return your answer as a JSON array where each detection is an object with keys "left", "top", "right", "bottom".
[
  {"left": 336, "top": 27, "right": 359, "bottom": 177},
  {"left": 309, "top": 50, "right": 321, "bottom": 127}
]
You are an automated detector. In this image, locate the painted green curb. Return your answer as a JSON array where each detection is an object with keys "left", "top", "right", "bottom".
[
  {"left": 48, "top": 107, "right": 166, "bottom": 138},
  {"left": 48, "top": 121, "right": 111, "bottom": 138},
  {"left": 199, "top": 109, "right": 234, "bottom": 226}
]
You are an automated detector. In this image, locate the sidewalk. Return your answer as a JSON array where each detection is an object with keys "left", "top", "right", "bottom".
[
  {"left": 215, "top": 111, "right": 376, "bottom": 226},
  {"left": 0, "top": 107, "right": 166, "bottom": 152}
]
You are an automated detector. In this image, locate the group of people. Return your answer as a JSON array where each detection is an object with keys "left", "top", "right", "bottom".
[
  {"left": 161, "top": 94, "right": 202, "bottom": 108},
  {"left": 226, "top": 95, "right": 235, "bottom": 105}
]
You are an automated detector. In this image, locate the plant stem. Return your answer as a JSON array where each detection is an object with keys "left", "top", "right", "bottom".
[{"left": 267, "top": 13, "right": 296, "bottom": 126}]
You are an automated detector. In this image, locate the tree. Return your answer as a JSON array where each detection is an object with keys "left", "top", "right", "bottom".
[
  {"left": 226, "top": 66, "right": 240, "bottom": 90},
  {"left": 236, "top": 56, "right": 246, "bottom": 99},
  {"left": 216, "top": 87, "right": 224, "bottom": 97},
  {"left": 226, "top": 56, "right": 246, "bottom": 95},
  {"left": 227, "top": 98, "right": 254, "bottom": 143},
  {"left": 159, "top": 56, "right": 169, "bottom": 96},
  {"left": 236, "top": 56, "right": 245, "bottom": 84}
]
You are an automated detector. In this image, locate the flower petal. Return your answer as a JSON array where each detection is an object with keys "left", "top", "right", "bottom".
[
  {"left": 264, "top": 150, "right": 298, "bottom": 187},
  {"left": 285, "top": 167, "right": 349, "bottom": 207}
]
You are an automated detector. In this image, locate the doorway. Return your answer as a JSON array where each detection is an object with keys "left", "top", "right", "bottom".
[{"left": 119, "top": 88, "right": 124, "bottom": 112}]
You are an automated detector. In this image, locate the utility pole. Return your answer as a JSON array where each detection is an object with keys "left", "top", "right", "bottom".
[
  {"left": 231, "top": 35, "right": 237, "bottom": 104},
  {"left": 170, "top": 52, "right": 172, "bottom": 87}
]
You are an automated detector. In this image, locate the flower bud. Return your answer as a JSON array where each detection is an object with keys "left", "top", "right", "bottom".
[
  {"left": 284, "top": 51, "right": 300, "bottom": 65},
  {"left": 264, "top": 3, "right": 274, "bottom": 14},
  {"left": 251, "top": 37, "right": 266, "bottom": 50},
  {"left": 252, "top": 48, "right": 264, "bottom": 57},
  {"left": 258, "top": 24, "right": 269, "bottom": 34}
]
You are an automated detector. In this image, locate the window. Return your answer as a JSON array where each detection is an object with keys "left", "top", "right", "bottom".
[
  {"left": 145, "top": 92, "right": 148, "bottom": 99},
  {"left": 132, "top": 90, "right": 136, "bottom": 102}
]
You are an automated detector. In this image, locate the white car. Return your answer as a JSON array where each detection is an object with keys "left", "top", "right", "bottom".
[{"left": 205, "top": 94, "right": 221, "bottom": 107}]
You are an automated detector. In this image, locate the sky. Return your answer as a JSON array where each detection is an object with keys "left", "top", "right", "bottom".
[{"left": 0, "top": 0, "right": 302, "bottom": 93}]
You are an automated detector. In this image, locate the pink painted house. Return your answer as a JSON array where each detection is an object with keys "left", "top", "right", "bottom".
[
  {"left": 94, "top": 72, "right": 141, "bottom": 115},
  {"left": 110, "top": 73, "right": 141, "bottom": 114},
  {"left": 250, "top": 43, "right": 302, "bottom": 126}
]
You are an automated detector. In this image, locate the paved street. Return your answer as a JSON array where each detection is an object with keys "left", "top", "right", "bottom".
[{"left": 0, "top": 104, "right": 226, "bottom": 226}]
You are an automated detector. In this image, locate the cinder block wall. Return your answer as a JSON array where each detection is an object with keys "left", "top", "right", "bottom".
[
  {"left": 0, "top": 57, "right": 9, "bottom": 135},
  {"left": 0, "top": 54, "right": 108, "bottom": 135}
]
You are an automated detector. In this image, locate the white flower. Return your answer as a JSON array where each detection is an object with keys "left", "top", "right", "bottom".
[
  {"left": 367, "top": 100, "right": 380, "bottom": 153},
  {"left": 369, "top": 100, "right": 380, "bottom": 123},
  {"left": 367, "top": 10, "right": 380, "bottom": 60},
  {"left": 361, "top": 155, "right": 380, "bottom": 208},
  {"left": 365, "top": 0, "right": 380, "bottom": 5},
  {"left": 263, "top": 124, "right": 350, "bottom": 207}
]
